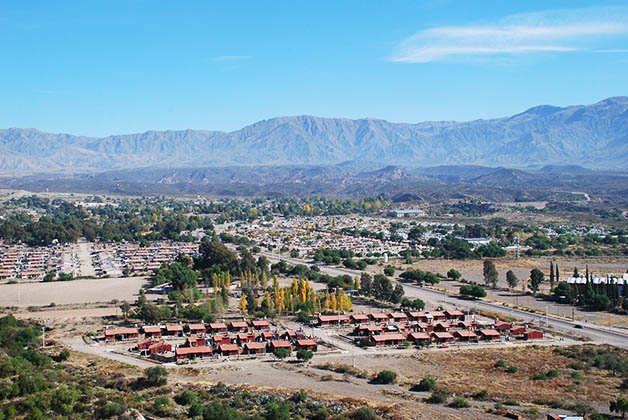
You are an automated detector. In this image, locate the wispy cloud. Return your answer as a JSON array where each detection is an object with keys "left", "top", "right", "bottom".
[
  {"left": 210, "top": 55, "right": 252, "bottom": 62},
  {"left": 390, "top": 7, "right": 628, "bottom": 63}
]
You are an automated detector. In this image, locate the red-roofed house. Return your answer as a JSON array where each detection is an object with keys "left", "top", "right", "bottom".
[
  {"left": 445, "top": 310, "right": 465, "bottom": 321},
  {"left": 350, "top": 314, "right": 370, "bottom": 325},
  {"left": 478, "top": 329, "right": 501, "bottom": 341},
  {"left": 229, "top": 321, "right": 249, "bottom": 332},
  {"left": 219, "top": 343, "right": 239, "bottom": 356},
  {"left": 430, "top": 331, "right": 454, "bottom": 344},
  {"left": 368, "top": 333, "right": 406, "bottom": 346},
  {"left": 208, "top": 322, "right": 227, "bottom": 334},
  {"left": 453, "top": 330, "right": 479, "bottom": 342},
  {"left": 187, "top": 323, "right": 206, "bottom": 335},
  {"left": 251, "top": 320, "right": 270, "bottom": 331},
  {"left": 407, "top": 332, "right": 430, "bottom": 345},
  {"left": 175, "top": 345, "right": 212, "bottom": 360},
  {"left": 268, "top": 340, "right": 292, "bottom": 352},
  {"left": 104, "top": 327, "right": 139, "bottom": 342},
  {"left": 369, "top": 313, "right": 389, "bottom": 324},
  {"left": 243, "top": 342, "right": 265, "bottom": 355},
  {"left": 164, "top": 324, "right": 184, "bottom": 337},
  {"left": 388, "top": 312, "right": 408, "bottom": 323},
  {"left": 295, "top": 339, "right": 318, "bottom": 352},
  {"left": 521, "top": 329, "right": 543, "bottom": 340},
  {"left": 142, "top": 325, "right": 162, "bottom": 338}
]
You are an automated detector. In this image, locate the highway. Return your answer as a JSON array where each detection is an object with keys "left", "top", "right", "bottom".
[{"left": 259, "top": 251, "right": 628, "bottom": 349}]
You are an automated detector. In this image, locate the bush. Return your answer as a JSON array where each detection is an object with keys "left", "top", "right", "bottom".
[
  {"left": 57, "top": 349, "right": 70, "bottom": 361},
  {"left": 376, "top": 370, "right": 397, "bottom": 384},
  {"left": 383, "top": 267, "right": 395, "bottom": 277},
  {"left": 100, "top": 402, "right": 122, "bottom": 418},
  {"left": 412, "top": 376, "right": 436, "bottom": 392},
  {"left": 532, "top": 372, "right": 547, "bottom": 381},
  {"left": 427, "top": 387, "right": 450, "bottom": 404},
  {"left": 296, "top": 350, "right": 313, "bottom": 362},
  {"left": 144, "top": 366, "right": 168, "bottom": 386},
  {"left": 273, "top": 348, "right": 290, "bottom": 360},
  {"left": 188, "top": 402, "right": 203, "bottom": 418},
  {"left": 175, "top": 390, "right": 197, "bottom": 406},
  {"left": 350, "top": 406, "right": 379, "bottom": 420},
  {"left": 494, "top": 359, "right": 507, "bottom": 368},
  {"left": 449, "top": 397, "right": 470, "bottom": 408},
  {"left": 291, "top": 390, "right": 308, "bottom": 403},
  {"left": 506, "top": 366, "right": 518, "bottom": 374},
  {"left": 524, "top": 407, "right": 540, "bottom": 418},
  {"left": 546, "top": 369, "right": 559, "bottom": 378},
  {"left": 472, "top": 389, "right": 491, "bottom": 400}
]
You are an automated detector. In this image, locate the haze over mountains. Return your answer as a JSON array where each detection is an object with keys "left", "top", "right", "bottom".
[{"left": 1, "top": 96, "right": 628, "bottom": 174}]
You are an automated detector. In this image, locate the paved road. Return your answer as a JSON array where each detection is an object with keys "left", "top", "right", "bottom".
[{"left": 260, "top": 251, "right": 628, "bottom": 349}]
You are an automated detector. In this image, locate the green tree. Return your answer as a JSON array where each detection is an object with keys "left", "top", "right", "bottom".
[
  {"left": 483, "top": 260, "right": 498, "bottom": 288},
  {"left": 610, "top": 396, "right": 628, "bottom": 419},
  {"left": 459, "top": 284, "right": 486, "bottom": 299},
  {"left": 144, "top": 366, "right": 168, "bottom": 386},
  {"left": 273, "top": 348, "right": 290, "bottom": 360},
  {"left": 506, "top": 270, "right": 518, "bottom": 290},
  {"left": 447, "top": 269, "right": 461, "bottom": 280},
  {"left": 296, "top": 350, "right": 313, "bottom": 362},
  {"left": 376, "top": 370, "right": 397, "bottom": 384},
  {"left": 529, "top": 268, "right": 545, "bottom": 293}
]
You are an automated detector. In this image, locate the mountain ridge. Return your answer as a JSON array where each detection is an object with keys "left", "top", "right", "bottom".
[{"left": 1, "top": 96, "right": 627, "bottom": 173}]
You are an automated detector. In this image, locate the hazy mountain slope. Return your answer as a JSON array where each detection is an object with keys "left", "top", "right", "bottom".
[{"left": 1, "top": 97, "right": 627, "bottom": 173}]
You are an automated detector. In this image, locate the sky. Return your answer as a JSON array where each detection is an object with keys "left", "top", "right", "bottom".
[{"left": 1, "top": 1, "right": 628, "bottom": 137}]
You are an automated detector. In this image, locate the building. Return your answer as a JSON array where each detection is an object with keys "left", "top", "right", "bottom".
[
  {"left": 295, "top": 339, "right": 318, "bottom": 352},
  {"left": 368, "top": 333, "right": 406, "bottom": 347},
  {"left": 229, "top": 321, "right": 249, "bottom": 332},
  {"left": 369, "top": 313, "right": 389, "bottom": 324},
  {"left": 219, "top": 343, "right": 239, "bottom": 356},
  {"left": 406, "top": 312, "right": 429, "bottom": 322},
  {"left": 268, "top": 340, "right": 292, "bottom": 353},
  {"left": 407, "top": 332, "right": 430, "bottom": 345},
  {"left": 148, "top": 342, "right": 171, "bottom": 355},
  {"left": 187, "top": 323, "right": 206, "bottom": 335},
  {"left": 251, "top": 320, "right": 270, "bottom": 331},
  {"left": 175, "top": 345, "right": 212, "bottom": 360},
  {"left": 350, "top": 314, "right": 370, "bottom": 325},
  {"left": 243, "top": 342, "right": 265, "bottom": 355},
  {"left": 142, "top": 325, "right": 162, "bottom": 338},
  {"left": 236, "top": 333, "right": 256, "bottom": 345},
  {"left": 478, "top": 329, "right": 501, "bottom": 341},
  {"left": 354, "top": 325, "right": 384, "bottom": 336},
  {"left": 388, "top": 312, "right": 408, "bottom": 323},
  {"left": 453, "top": 330, "right": 479, "bottom": 342},
  {"left": 444, "top": 310, "right": 465, "bottom": 321},
  {"left": 521, "top": 329, "right": 543, "bottom": 340},
  {"left": 317, "top": 315, "right": 350, "bottom": 326},
  {"left": 164, "top": 324, "right": 184, "bottom": 337},
  {"left": 430, "top": 331, "right": 454, "bottom": 344},
  {"left": 212, "top": 335, "right": 231, "bottom": 346},
  {"left": 208, "top": 322, "right": 227, "bottom": 334},
  {"left": 104, "top": 327, "right": 139, "bottom": 342}
]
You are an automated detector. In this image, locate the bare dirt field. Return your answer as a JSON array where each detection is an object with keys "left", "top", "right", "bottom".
[{"left": 0, "top": 276, "right": 149, "bottom": 307}]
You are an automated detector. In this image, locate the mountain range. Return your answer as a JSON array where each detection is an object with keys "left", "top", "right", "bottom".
[{"left": 1, "top": 96, "right": 628, "bottom": 174}]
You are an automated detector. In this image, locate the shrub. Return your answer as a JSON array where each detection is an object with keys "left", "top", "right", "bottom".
[
  {"left": 175, "top": 390, "right": 197, "bottom": 406},
  {"left": 383, "top": 267, "right": 395, "bottom": 277},
  {"left": 188, "top": 402, "right": 203, "bottom": 418},
  {"left": 57, "top": 349, "right": 70, "bottom": 361},
  {"left": 449, "top": 397, "right": 470, "bottom": 408},
  {"left": 412, "top": 376, "right": 436, "bottom": 392},
  {"left": 153, "top": 396, "right": 172, "bottom": 416},
  {"left": 532, "top": 372, "right": 547, "bottom": 381},
  {"left": 506, "top": 366, "right": 518, "bottom": 374},
  {"left": 350, "top": 406, "right": 379, "bottom": 420},
  {"left": 427, "top": 387, "right": 450, "bottom": 404},
  {"left": 376, "top": 370, "right": 397, "bottom": 384},
  {"left": 296, "top": 350, "right": 313, "bottom": 362},
  {"left": 273, "top": 348, "right": 290, "bottom": 360},
  {"left": 291, "top": 390, "right": 308, "bottom": 403},
  {"left": 472, "top": 389, "right": 491, "bottom": 400},
  {"left": 524, "top": 407, "right": 540, "bottom": 418},
  {"left": 547, "top": 369, "right": 559, "bottom": 378},
  {"left": 144, "top": 366, "right": 168, "bottom": 386},
  {"left": 100, "top": 402, "right": 122, "bottom": 418},
  {"left": 494, "top": 359, "right": 507, "bottom": 368}
]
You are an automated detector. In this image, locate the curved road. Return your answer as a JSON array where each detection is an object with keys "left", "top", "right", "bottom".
[{"left": 260, "top": 251, "right": 628, "bottom": 349}]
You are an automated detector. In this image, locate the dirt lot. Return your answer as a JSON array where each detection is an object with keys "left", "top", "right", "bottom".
[{"left": 0, "top": 276, "right": 150, "bottom": 307}]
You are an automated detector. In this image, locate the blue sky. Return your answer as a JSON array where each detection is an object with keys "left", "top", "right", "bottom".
[{"left": 1, "top": 1, "right": 627, "bottom": 137}]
